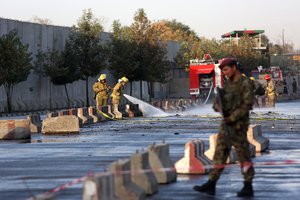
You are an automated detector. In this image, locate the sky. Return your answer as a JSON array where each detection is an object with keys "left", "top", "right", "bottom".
[{"left": 1, "top": 0, "right": 300, "bottom": 48}]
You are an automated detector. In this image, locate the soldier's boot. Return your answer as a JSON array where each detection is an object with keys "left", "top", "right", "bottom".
[
  {"left": 237, "top": 182, "right": 254, "bottom": 197},
  {"left": 193, "top": 180, "right": 216, "bottom": 196}
]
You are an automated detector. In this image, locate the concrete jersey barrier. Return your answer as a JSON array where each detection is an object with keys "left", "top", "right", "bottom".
[
  {"left": 205, "top": 133, "right": 256, "bottom": 164},
  {"left": 247, "top": 124, "right": 269, "bottom": 152},
  {"left": 83, "top": 173, "right": 119, "bottom": 200},
  {"left": 130, "top": 151, "right": 158, "bottom": 195},
  {"left": 110, "top": 159, "right": 145, "bottom": 200},
  {"left": 148, "top": 143, "right": 177, "bottom": 184},
  {"left": 0, "top": 119, "right": 31, "bottom": 140},
  {"left": 175, "top": 139, "right": 212, "bottom": 174},
  {"left": 42, "top": 115, "right": 80, "bottom": 135},
  {"left": 26, "top": 114, "right": 42, "bottom": 133}
]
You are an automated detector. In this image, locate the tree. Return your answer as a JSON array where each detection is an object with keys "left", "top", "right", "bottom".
[
  {"left": 30, "top": 16, "right": 53, "bottom": 25},
  {"left": 108, "top": 9, "right": 170, "bottom": 100},
  {"left": 108, "top": 20, "right": 139, "bottom": 95},
  {"left": 34, "top": 49, "right": 79, "bottom": 108},
  {"left": 0, "top": 31, "right": 32, "bottom": 113},
  {"left": 128, "top": 9, "right": 169, "bottom": 99},
  {"left": 66, "top": 9, "right": 106, "bottom": 107}
]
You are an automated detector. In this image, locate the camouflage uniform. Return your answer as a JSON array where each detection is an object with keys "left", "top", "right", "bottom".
[
  {"left": 209, "top": 76, "right": 255, "bottom": 183},
  {"left": 265, "top": 80, "right": 276, "bottom": 107},
  {"left": 93, "top": 81, "right": 111, "bottom": 107}
]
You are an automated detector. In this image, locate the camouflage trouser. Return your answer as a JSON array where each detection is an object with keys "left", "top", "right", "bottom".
[
  {"left": 209, "top": 122, "right": 255, "bottom": 183},
  {"left": 96, "top": 94, "right": 108, "bottom": 108}
]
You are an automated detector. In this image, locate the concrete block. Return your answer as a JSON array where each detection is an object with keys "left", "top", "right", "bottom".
[
  {"left": 130, "top": 151, "right": 158, "bottom": 195},
  {"left": 0, "top": 119, "right": 31, "bottom": 140},
  {"left": 101, "top": 106, "right": 115, "bottom": 119},
  {"left": 148, "top": 143, "right": 177, "bottom": 184},
  {"left": 175, "top": 139, "right": 212, "bottom": 174},
  {"left": 68, "top": 109, "right": 83, "bottom": 127},
  {"left": 247, "top": 124, "right": 269, "bottom": 152},
  {"left": 110, "top": 159, "right": 145, "bottom": 200},
  {"left": 130, "top": 104, "right": 143, "bottom": 117},
  {"left": 83, "top": 173, "right": 119, "bottom": 200},
  {"left": 118, "top": 105, "right": 129, "bottom": 118},
  {"left": 77, "top": 108, "right": 93, "bottom": 125},
  {"left": 205, "top": 133, "right": 256, "bottom": 164},
  {"left": 26, "top": 114, "right": 42, "bottom": 133},
  {"left": 126, "top": 105, "right": 135, "bottom": 118},
  {"left": 46, "top": 112, "right": 58, "bottom": 118},
  {"left": 42, "top": 115, "right": 79, "bottom": 135},
  {"left": 88, "top": 107, "right": 105, "bottom": 123}
]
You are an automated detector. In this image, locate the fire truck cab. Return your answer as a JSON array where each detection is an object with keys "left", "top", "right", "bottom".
[{"left": 189, "top": 54, "right": 223, "bottom": 100}]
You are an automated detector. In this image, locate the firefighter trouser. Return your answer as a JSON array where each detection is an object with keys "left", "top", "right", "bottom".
[
  {"left": 268, "top": 95, "right": 275, "bottom": 107},
  {"left": 96, "top": 94, "right": 108, "bottom": 108},
  {"left": 209, "top": 122, "right": 255, "bottom": 183}
]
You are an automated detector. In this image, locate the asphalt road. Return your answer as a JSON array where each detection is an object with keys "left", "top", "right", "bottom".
[{"left": 0, "top": 103, "right": 300, "bottom": 200}]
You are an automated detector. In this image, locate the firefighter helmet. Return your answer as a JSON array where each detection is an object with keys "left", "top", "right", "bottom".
[
  {"left": 121, "top": 77, "right": 129, "bottom": 83},
  {"left": 264, "top": 75, "right": 271, "bottom": 80},
  {"left": 98, "top": 74, "right": 106, "bottom": 81}
]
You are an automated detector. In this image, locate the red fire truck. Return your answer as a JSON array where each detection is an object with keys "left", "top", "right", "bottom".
[{"left": 189, "top": 54, "right": 223, "bottom": 100}]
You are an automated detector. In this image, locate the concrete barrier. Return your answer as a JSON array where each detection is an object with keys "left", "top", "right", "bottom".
[
  {"left": 148, "top": 143, "right": 177, "bottom": 184},
  {"left": 83, "top": 173, "right": 118, "bottom": 200},
  {"left": 110, "top": 159, "right": 145, "bottom": 200},
  {"left": 101, "top": 106, "right": 115, "bottom": 119},
  {"left": 175, "top": 139, "right": 212, "bottom": 174},
  {"left": 126, "top": 105, "right": 135, "bottom": 118},
  {"left": 68, "top": 108, "right": 83, "bottom": 127},
  {"left": 131, "top": 151, "right": 158, "bottom": 195},
  {"left": 247, "top": 124, "right": 269, "bottom": 152},
  {"left": 26, "top": 114, "right": 42, "bottom": 133},
  {"left": 112, "top": 105, "right": 122, "bottom": 119},
  {"left": 88, "top": 107, "right": 105, "bottom": 123},
  {"left": 46, "top": 112, "right": 58, "bottom": 118},
  {"left": 127, "top": 104, "right": 143, "bottom": 117},
  {"left": 205, "top": 133, "right": 256, "bottom": 164},
  {"left": 118, "top": 105, "right": 129, "bottom": 118},
  {"left": 77, "top": 108, "right": 94, "bottom": 125},
  {"left": 0, "top": 119, "right": 31, "bottom": 140},
  {"left": 42, "top": 115, "right": 80, "bottom": 135}
]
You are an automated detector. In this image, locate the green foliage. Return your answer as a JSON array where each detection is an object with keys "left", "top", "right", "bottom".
[
  {"left": 108, "top": 9, "right": 169, "bottom": 84},
  {"left": 175, "top": 34, "right": 270, "bottom": 74},
  {"left": 34, "top": 49, "right": 79, "bottom": 85},
  {"left": 0, "top": 31, "right": 32, "bottom": 86},
  {"left": 0, "top": 30, "right": 32, "bottom": 112}
]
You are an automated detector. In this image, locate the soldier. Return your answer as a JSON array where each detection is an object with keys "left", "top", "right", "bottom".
[
  {"left": 264, "top": 75, "right": 276, "bottom": 107},
  {"left": 111, "top": 77, "right": 128, "bottom": 114},
  {"left": 193, "top": 58, "right": 255, "bottom": 197},
  {"left": 93, "top": 74, "right": 111, "bottom": 109}
]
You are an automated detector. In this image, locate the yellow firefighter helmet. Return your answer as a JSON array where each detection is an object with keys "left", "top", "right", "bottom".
[
  {"left": 99, "top": 74, "right": 106, "bottom": 81},
  {"left": 121, "top": 77, "right": 129, "bottom": 83}
]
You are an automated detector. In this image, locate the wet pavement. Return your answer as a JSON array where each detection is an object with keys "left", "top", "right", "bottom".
[{"left": 0, "top": 102, "right": 300, "bottom": 200}]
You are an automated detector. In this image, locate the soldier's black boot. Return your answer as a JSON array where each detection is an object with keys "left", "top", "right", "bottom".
[
  {"left": 237, "top": 182, "right": 254, "bottom": 197},
  {"left": 193, "top": 180, "right": 216, "bottom": 196}
]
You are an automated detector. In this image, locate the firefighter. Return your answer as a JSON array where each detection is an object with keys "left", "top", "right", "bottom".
[
  {"left": 193, "top": 58, "right": 255, "bottom": 197},
  {"left": 264, "top": 75, "right": 276, "bottom": 107},
  {"left": 93, "top": 74, "right": 111, "bottom": 109},
  {"left": 111, "top": 77, "right": 128, "bottom": 114}
]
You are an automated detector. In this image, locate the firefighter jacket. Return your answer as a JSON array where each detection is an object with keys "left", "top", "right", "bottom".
[
  {"left": 93, "top": 81, "right": 111, "bottom": 97},
  {"left": 265, "top": 80, "right": 276, "bottom": 97}
]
